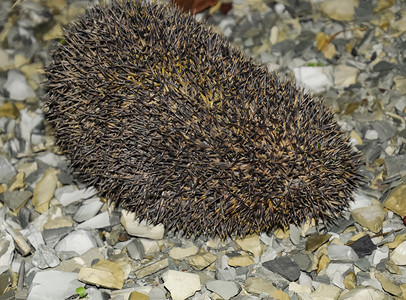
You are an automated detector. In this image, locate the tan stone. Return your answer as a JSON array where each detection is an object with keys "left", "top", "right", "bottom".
[
  {"left": 135, "top": 258, "right": 169, "bottom": 278},
  {"left": 244, "top": 277, "right": 277, "bottom": 296},
  {"left": 236, "top": 234, "right": 264, "bottom": 257},
  {"left": 32, "top": 168, "right": 59, "bottom": 213},
  {"left": 227, "top": 255, "right": 254, "bottom": 267},
  {"left": 188, "top": 252, "right": 217, "bottom": 270},
  {"left": 78, "top": 259, "right": 124, "bottom": 289},
  {"left": 375, "top": 273, "right": 402, "bottom": 296},
  {"left": 384, "top": 182, "right": 406, "bottom": 217},
  {"left": 169, "top": 245, "right": 199, "bottom": 260},
  {"left": 129, "top": 291, "right": 149, "bottom": 300},
  {"left": 317, "top": 255, "right": 330, "bottom": 273},
  {"left": 351, "top": 204, "right": 386, "bottom": 233}
]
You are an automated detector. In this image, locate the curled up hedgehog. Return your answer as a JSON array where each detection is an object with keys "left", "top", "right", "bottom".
[{"left": 43, "top": 0, "right": 362, "bottom": 239}]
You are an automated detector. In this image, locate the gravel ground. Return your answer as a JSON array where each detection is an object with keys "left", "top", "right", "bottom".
[{"left": 0, "top": 0, "right": 406, "bottom": 299}]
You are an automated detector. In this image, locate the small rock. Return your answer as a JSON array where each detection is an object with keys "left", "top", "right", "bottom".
[
  {"left": 188, "top": 252, "right": 217, "bottom": 270},
  {"left": 289, "top": 282, "right": 312, "bottom": 298},
  {"left": 121, "top": 210, "right": 164, "bottom": 239},
  {"left": 27, "top": 270, "right": 84, "bottom": 300},
  {"left": 351, "top": 204, "right": 386, "bottom": 233},
  {"left": 126, "top": 239, "right": 145, "bottom": 260},
  {"left": 244, "top": 277, "right": 277, "bottom": 296},
  {"left": 55, "top": 229, "right": 97, "bottom": 255},
  {"left": 32, "top": 244, "right": 60, "bottom": 269},
  {"left": 206, "top": 280, "right": 240, "bottom": 299},
  {"left": 73, "top": 197, "right": 104, "bottom": 222},
  {"left": 32, "top": 168, "right": 59, "bottom": 213},
  {"left": 169, "top": 245, "right": 199, "bottom": 260},
  {"left": 43, "top": 215, "right": 74, "bottom": 230},
  {"left": 162, "top": 270, "right": 201, "bottom": 300},
  {"left": 391, "top": 241, "right": 406, "bottom": 265},
  {"left": 3, "top": 70, "right": 36, "bottom": 101},
  {"left": 344, "top": 272, "right": 356, "bottom": 290},
  {"left": 311, "top": 283, "right": 341, "bottom": 300},
  {"left": 384, "top": 154, "right": 406, "bottom": 178},
  {"left": 135, "top": 258, "right": 169, "bottom": 278},
  {"left": 2, "top": 190, "right": 32, "bottom": 212},
  {"left": 348, "top": 235, "right": 377, "bottom": 258},
  {"left": 293, "top": 66, "right": 333, "bottom": 93},
  {"left": 338, "top": 286, "right": 387, "bottom": 299},
  {"left": 78, "top": 259, "right": 124, "bottom": 289},
  {"left": 327, "top": 245, "right": 359, "bottom": 261},
  {"left": 0, "top": 156, "right": 17, "bottom": 184},
  {"left": 227, "top": 255, "right": 254, "bottom": 267},
  {"left": 334, "top": 65, "right": 359, "bottom": 88},
  {"left": 0, "top": 230, "right": 15, "bottom": 270},
  {"left": 129, "top": 291, "right": 149, "bottom": 300},
  {"left": 305, "top": 234, "right": 331, "bottom": 252},
  {"left": 321, "top": 0, "right": 356, "bottom": 21},
  {"left": 236, "top": 234, "right": 264, "bottom": 257},
  {"left": 262, "top": 256, "right": 300, "bottom": 281},
  {"left": 369, "top": 246, "right": 389, "bottom": 267},
  {"left": 55, "top": 186, "right": 97, "bottom": 206},
  {"left": 375, "top": 273, "right": 402, "bottom": 296},
  {"left": 77, "top": 211, "right": 110, "bottom": 229},
  {"left": 383, "top": 182, "right": 406, "bottom": 217}
]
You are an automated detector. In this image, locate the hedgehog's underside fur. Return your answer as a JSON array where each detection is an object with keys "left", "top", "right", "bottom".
[{"left": 43, "top": 0, "right": 361, "bottom": 238}]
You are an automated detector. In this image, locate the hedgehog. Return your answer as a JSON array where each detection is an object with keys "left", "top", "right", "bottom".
[{"left": 43, "top": 0, "right": 361, "bottom": 239}]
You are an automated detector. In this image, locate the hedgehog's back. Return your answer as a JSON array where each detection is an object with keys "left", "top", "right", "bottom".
[{"left": 43, "top": 0, "right": 361, "bottom": 238}]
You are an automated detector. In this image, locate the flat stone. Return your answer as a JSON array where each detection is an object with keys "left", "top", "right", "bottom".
[
  {"left": 78, "top": 259, "right": 124, "bottom": 289},
  {"left": 206, "top": 280, "right": 240, "bottom": 300},
  {"left": 32, "top": 168, "right": 59, "bottom": 213},
  {"left": 169, "top": 245, "right": 199, "bottom": 260},
  {"left": 73, "top": 197, "right": 104, "bottom": 222},
  {"left": 55, "top": 229, "right": 97, "bottom": 256},
  {"left": 43, "top": 215, "right": 74, "bottom": 230},
  {"left": 369, "top": 246, "right": 389, "bottom": 267},
  {"left": 305, "top": 234, "right": 331, "bottom": 252},
  {"left": 0, "top": 156, "right": 17, "bottom": 184},
  {"left": 126, "top": 239, "right": 145, "bottom": 260},
  {"left": 227, "top": 255, "right": 255, "bottom": 267},
  {"left": 293, "top": 251, "right": 316, "bottom": 272},
  {"left": 55, "top": 186, "right": 98, "bottom": 206},
  {"left": 162, "top": 270, "right": 201, "bottom": 300},
  {"left": 344, "top": 272, "right": 356, "bottom": 290},
  {"left": 262, "top": 256, "right": 300, "bottom": 281},
  {"left": 334, "top": 65, "right": 359, "bottom": 88},
  {"left": 321, "top": 0, "right": 356, "bottom": 21},
  {"left": 348, "top": 235, "right": 377, "bottom": 258},
  {"left": 327, "top": 245, "right": 359, "bottom": 262},
  {"left": 42, "top": 227, "right": 73, "bottom": 248},
  {"left": 311, "top": 283, "right": 341, "bottom": 299},
  {"left": 375, "top": 273, "right": 402, "bottom": 296},
  {"left": 0, "top": 230, "right": 14, "bottom": 269},
  {"left": 187, "top": 252, "right": 217, "bottom": 270},
  {"left": 32, "top": 244, "right": 60, "bottom": 269},
  {"left": 77, "top": 211, "right": 110, "bottom": 229},
  {"left": 121, "top": 210, "right": 164, "bottom": 239},
  {"left": 27, "top": 270, "right": 84, "bottom": 300},
  {"left": 244, "top": 277, "right": 277, "bottom": 296},
  {"left": 2, "top": 190, "right": 32, "bottom": 212},
  {"left": 3, "top": 70, "right": 36, "bottom": 101},
  {"left": 129, "top": 291, "right": 149, "bottom": 300},
  {"left": 289, "top": 282, "right": 312, "bottom": 298},
  {"left": 351, "top": 204, "right": 386, "bottom": 233},
  {"left": 135, "top": 258, "right": 169, "bottom": 278},
  {"left": 383, "top": 182, "right": 406, "bottom": 217},
  {"left": 236, "top": 234, "right": 264, "bottom": 257},
  {"left": 338, "top": 286, "right": 387, "bottom": 299},
  {"left": 384, "top": 154, "right": 406, "bottom": 178},
  {"left": 391, "top": 241, "right": 406, "bottom": 265}
]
